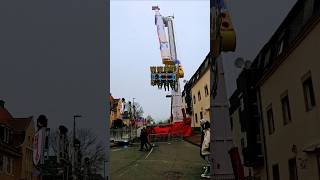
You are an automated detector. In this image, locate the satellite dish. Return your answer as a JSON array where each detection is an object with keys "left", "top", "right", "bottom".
[
  {"left": 244, "top": 60, "right": 252, "bottom": 69},
  {"left": 234, "top": 57, "right": 245, "bottom": 68}
]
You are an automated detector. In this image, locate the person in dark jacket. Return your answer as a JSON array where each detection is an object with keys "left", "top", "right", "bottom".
[
  {"left": 139, "top": 127, "right": 151, "bottom": 151},
  {"left": 144, "top": 127, "right": 152, "bottom": 150},
  {"left": 139, "top": 128, "right": 146, "bottom": 151}
]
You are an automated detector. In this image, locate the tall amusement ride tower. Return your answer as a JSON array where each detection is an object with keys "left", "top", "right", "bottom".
[{"left": 150, "top": 6, "right": 184, "bottom": 122}]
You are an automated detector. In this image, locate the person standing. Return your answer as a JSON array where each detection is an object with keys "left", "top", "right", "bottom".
[
  {"left": 144, "top": 127, "right": 152, "bottom": 150},
  {"left": 201, "top": 120, "right": 211, "bottom": 179},
  {"left": 199, "top": 119, "right": 206, "bottom": 159},
  {"left": 139, "top": 128, "right": 146, "bottom": 151}
]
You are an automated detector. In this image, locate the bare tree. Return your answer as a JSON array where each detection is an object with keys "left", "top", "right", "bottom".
[
  {"left": 146, "top": 115, "right": 155, "bottom": 124},
  {"left": 49, "top": 128, "right": 105, "bottom": 172},
  {"left": 76, "top": 128, "right": 105, "bottom": 172},
  {"left": 133, "top": 102, "right": 144, "bottom": 118},
  {"left": 49, "top": 129, "right": 60, "bottom": 155}
]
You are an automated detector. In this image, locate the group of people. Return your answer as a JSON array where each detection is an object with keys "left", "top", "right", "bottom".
[
  {"left": 139, "top": 127, "right": 152, "bottom": 151},
  {"left": 200, "top": 117, "right": 212, "bottom": 179}
]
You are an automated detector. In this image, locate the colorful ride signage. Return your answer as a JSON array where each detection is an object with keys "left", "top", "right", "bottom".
[{"left": 150, "top": 65, "right": 180, "bottom": 91}]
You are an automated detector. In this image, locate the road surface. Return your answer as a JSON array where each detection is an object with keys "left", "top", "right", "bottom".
[{"left": 110, "top": 141, "right": 206, "bottom": 180}]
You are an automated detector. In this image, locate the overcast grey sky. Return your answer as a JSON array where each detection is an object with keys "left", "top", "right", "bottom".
[
  {"left": 222, "top": 0, "right": 297, "bottom": 97},
  {"left": 111, "top": 0, "right": 210, "bottom": 121},
  {"left": 111, "top": 0, "right": 297, "bottom": 121},
  {"left": 0, "top": 0, "right": 298, "bottom": 137},
  {"left": 0, "top": 0, "right": 107, "bottom": 138}
]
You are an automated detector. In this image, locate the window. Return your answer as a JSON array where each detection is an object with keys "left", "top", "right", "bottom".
[
  {"left": 204, "top": 85, "right": 209, "bottom": 97},
  {"left": 0, "top": 154, "right": 3, "bottom": 173},
  {"left": 195, "top": 113, "right": 198, "bottom": 123},
  {"left": 264, "top": 49, "right": 271, "bottom": 67},
  {"left": 2, "top": 127, "right": 10, "bottom": 144},
  {"left": 0, "top": 126, "right": 3, "bottom": 142},
  {"left": 267, "top": 106, "right": 275, "bottom": 135},
  {"left": 198, "top": 91, "right": 201, "bottom": 101},
  {"left": 240, "top": 97, "right": 244, "bottom": 111},
  {"left": 2, "top": 156, "right": 13, "bottom": 175},
  {"left": 278, "top": 40, "right": 284, "bottom": 55},
  {"left": 200, "top": 111, "right": 203, "bottom": 119},
  {"left": 3, "top": 128, "right": 7, "bottom": 143},
  {"left": 238, "top": 93, "right": 244, "bottom": 111},
  {"left": 272, "top": 164, "right": 280, "bottom": 180},
  {"left": 281, "top": 93, "right": 292, "bottom": 125},
  {"left": 303, "top": 0, "right": 314, "bottom": 25},
  {"left": 193, "top": 95, "right": 196, "bottom": 104},
  {"left": 7, "top": 158, "right": 13, "bottom": 175},
  {"left": 277, "top": 31, "right": 286, "bottom": 56},
  {"left": 302, "top": 76, "right": 316, "bottom": 111},
  {"left": 289, "top": 158, "right": 298, "bottom": 180},
  {"left": 238, "top": 108, "right": 245, "bottom": 132}
]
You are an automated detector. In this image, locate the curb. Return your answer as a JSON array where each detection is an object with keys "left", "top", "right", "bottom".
[
  {"left": 110, "top": 144, "right": 117, "bottom": 148},
  {"left": 184, "top": 137, "right": 201, "bottom": 147}
]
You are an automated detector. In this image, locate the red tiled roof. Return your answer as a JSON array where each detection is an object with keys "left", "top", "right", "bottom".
[
  {"left": 111, "top": 99, "right": 120, "bottom": 111},
  {"left": 0, "top": 105, "right": 33, "bottom": 148},
  {"left": 9, "top": 117, "right": 33, "bottom": 131},
  {"left": 10, "top": 118, "right": 33, "bottom": 147},
  {"left": 0, "top": 107, "right": 13, "bottom": 124},
  {"left": 0, "top": 107, "right": 33, "bottom": 131}
]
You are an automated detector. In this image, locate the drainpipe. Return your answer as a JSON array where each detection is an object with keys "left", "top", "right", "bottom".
[{"left": 256, "top": 87, "right": 269, "bottom": 180}]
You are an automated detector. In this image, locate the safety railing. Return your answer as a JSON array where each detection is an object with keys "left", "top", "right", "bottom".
[
  {"left": 110, "top": 128, "right": 137, "bottom": 142},
  {"left": 148, "top": 132, "right": 184, "bottom": 143}
]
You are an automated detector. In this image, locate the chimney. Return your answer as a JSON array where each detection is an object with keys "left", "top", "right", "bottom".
[{"left": 0, "top": 100, "right": 5, "bottom": 108}]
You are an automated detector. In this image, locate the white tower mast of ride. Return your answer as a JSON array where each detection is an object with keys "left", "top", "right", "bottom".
[{"left": 152, "top": 6, "right": 184, "bottom": 122}]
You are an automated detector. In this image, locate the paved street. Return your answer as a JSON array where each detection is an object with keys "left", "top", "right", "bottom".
[{"left": 110, "top": 141, "right": 206, "bottom": 180}]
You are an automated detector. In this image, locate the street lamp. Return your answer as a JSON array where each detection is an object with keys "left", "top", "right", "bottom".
[
  {"left": 73, "top": 115, "right": 82, "bottom": 180},
  {"left": 132, "top": 98, "right": 136, "bottom": 120},
  {"left": 166, "top": 95, "right": 173, "bottom": 124},
  {"left": 73, "top": 115, "right": 82, "bottom": 145},
  {"left": 103, "top": 160, "right": 108, "bottom": 180}
]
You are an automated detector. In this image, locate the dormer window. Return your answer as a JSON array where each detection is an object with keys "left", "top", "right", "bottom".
[
  {"left": 277, "top": 31, "right": 286, "bottom": 56},
  {"left": 0, "top": 126, "right": 11, "bottom": 144},
  {"left": 278, "top": 40, "right": 284, "bottom": 55},
  {"left": 264, "top": 49, "right": 271, "bottom": 67}
]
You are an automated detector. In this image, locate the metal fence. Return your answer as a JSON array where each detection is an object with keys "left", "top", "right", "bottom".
[
  {"left": 110, "top": 128, "right": 137, "bottom": 142},
  {"left": 148, "top": 132, "right": 184, "bottom": 143}
]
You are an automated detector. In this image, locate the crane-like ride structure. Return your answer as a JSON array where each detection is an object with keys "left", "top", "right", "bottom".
[
  {"left": 210, "top": 0, "right": 239, "bottom": 179},
  {"left": 150, "top": 6, "right": 184, "bottom": 123}
]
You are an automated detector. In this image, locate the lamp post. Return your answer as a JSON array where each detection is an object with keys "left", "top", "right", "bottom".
[
  {"left": 73, "top": 115, "right": 82, "bottom": 180},
  {"left": 73, "top": 115, "right": 82, "bottom": 145},
  {"left": 166, "top": 95, "right": 173, "bottom": 123},
  {"left": 103, "top": 160, "right": 108, "bottom": 180},
  {"left": 131, "top": 98, "right": 136, "bottom": 141},
  {"left": 132, "top": 98, "right": 136, "bottom": 120}
]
